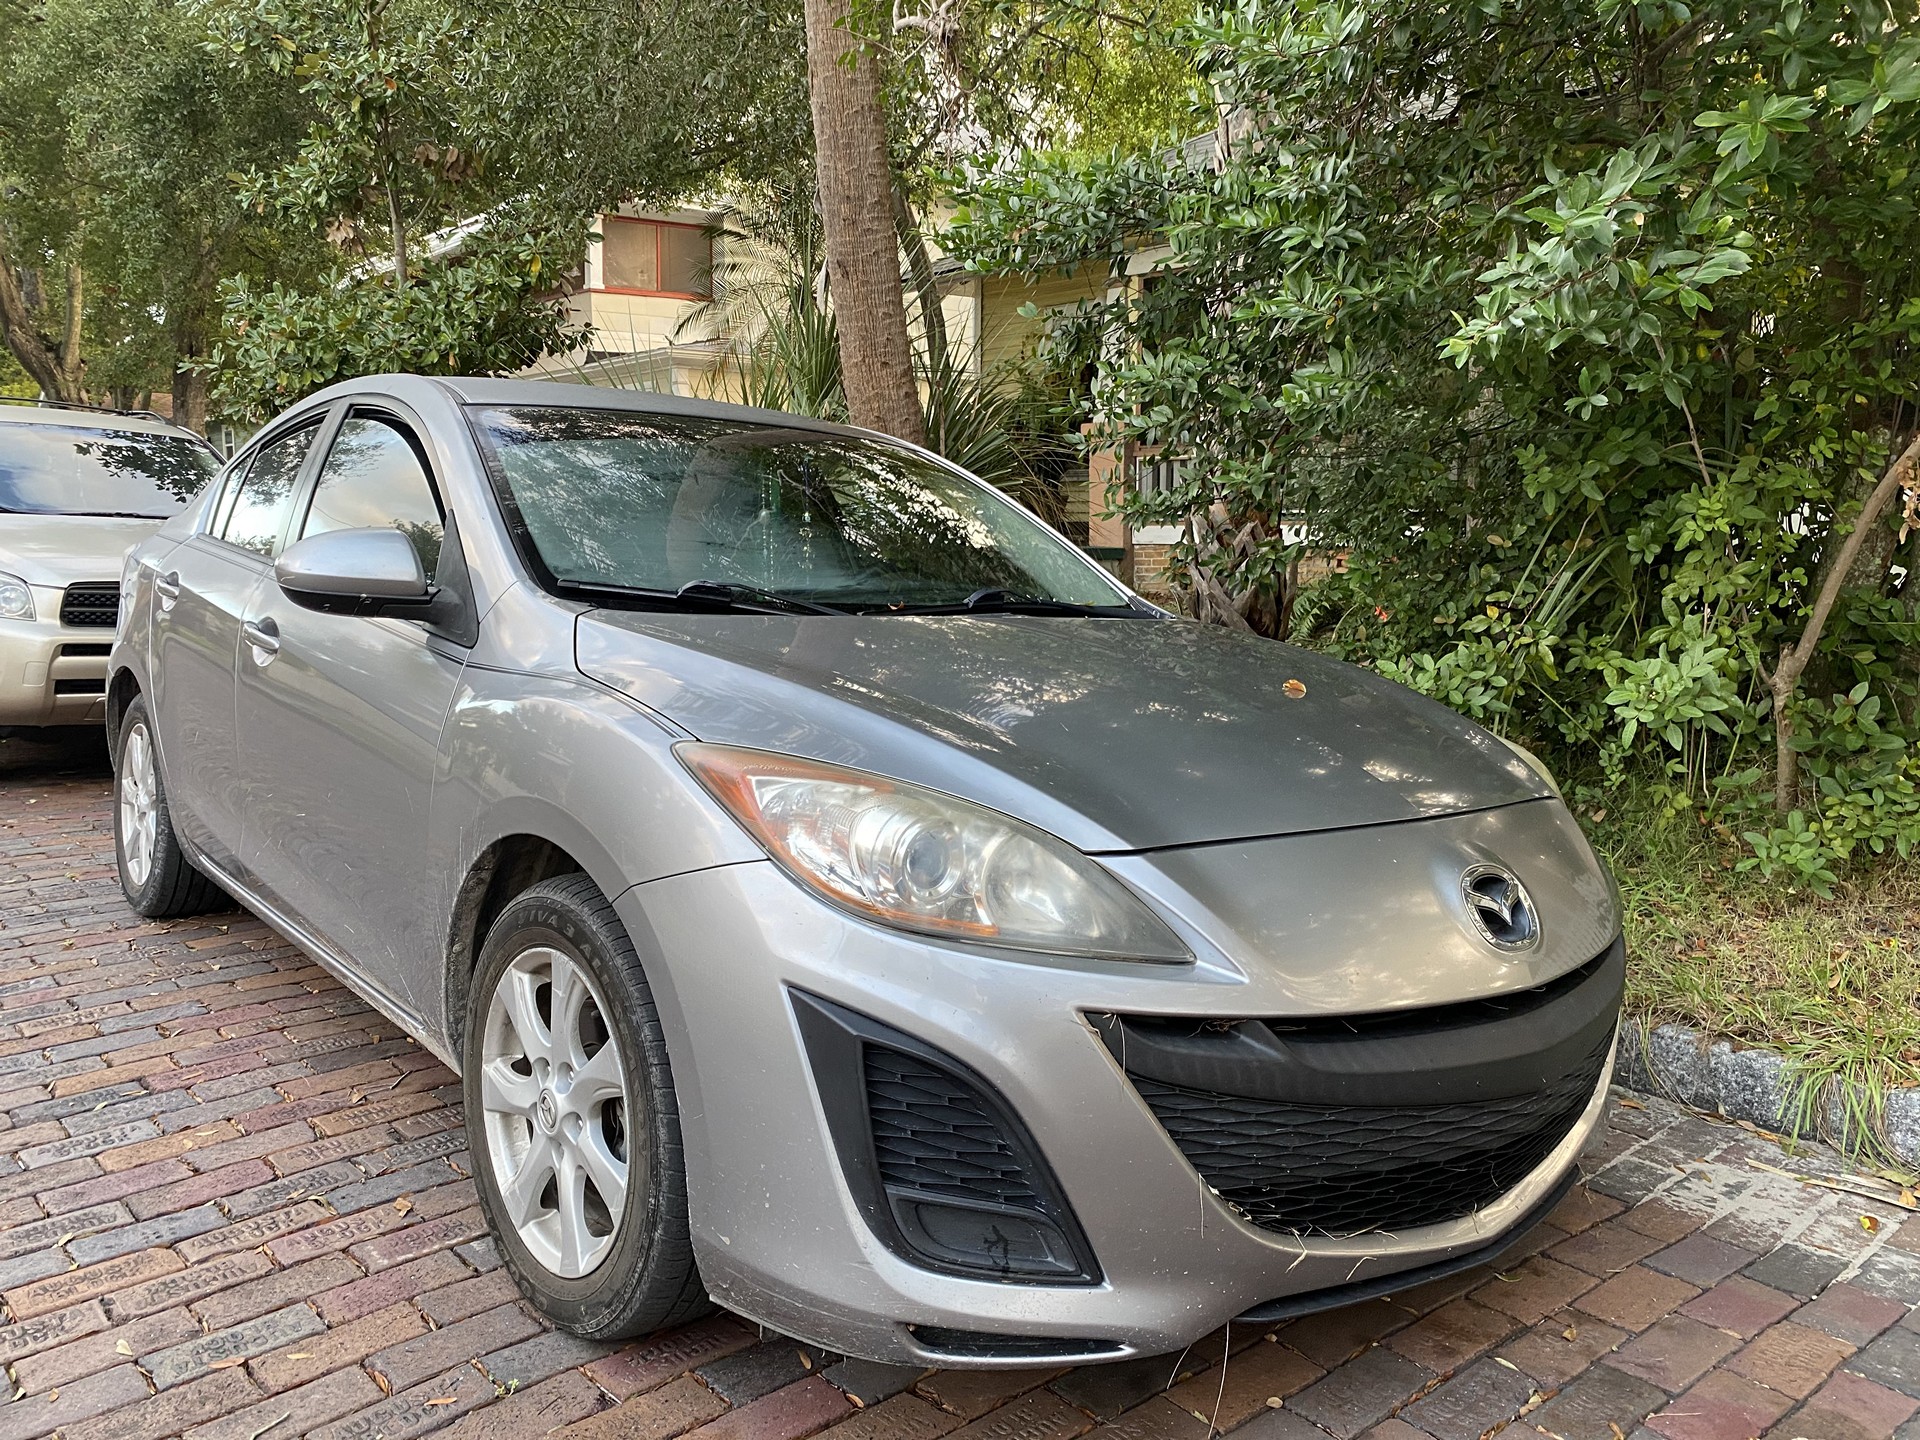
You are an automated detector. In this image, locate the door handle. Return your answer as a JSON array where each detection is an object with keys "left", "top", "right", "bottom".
[
  {"left": 154, "top": 570, "right": 180, "bottom": 612},
  {"left": 242, "top": 616, "right": 281, "bottom": 661}
]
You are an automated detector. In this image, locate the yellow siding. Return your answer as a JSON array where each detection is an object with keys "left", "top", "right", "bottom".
[{"left": 977, "top": 265, "right": 1107, "bottom": 374}]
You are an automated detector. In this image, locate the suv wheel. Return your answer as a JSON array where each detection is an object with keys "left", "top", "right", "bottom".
[
  {"left": 465, "top": 873, "right": 709, "bottom": 1337},
  {"left": 114, "top": 696, "right": 225, "bottom": 917}
]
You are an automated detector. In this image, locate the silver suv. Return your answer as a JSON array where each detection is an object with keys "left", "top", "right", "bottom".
[
  {"left": 0, "top": 400, "right": 217, "bottom": 731},
  {"left": 109, "top": 375, "right": 1622, "bottom": 1367}
]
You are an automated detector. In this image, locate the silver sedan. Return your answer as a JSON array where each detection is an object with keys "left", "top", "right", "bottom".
[{"left": 108, "top": 375, "right": 1623, "bottom": 1367}]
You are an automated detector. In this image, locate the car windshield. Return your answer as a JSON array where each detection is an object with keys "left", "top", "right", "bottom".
[
  {"left": 0, "top": 423, "right": 217, "bottom": 517},
  {"left": 469, "top": 405, "right": 1132, "bottom": 612}
]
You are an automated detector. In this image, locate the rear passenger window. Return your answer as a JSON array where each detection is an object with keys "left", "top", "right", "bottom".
[
  {"left": 218, "top": 425, "right": 317, "bottom": 558},
  {"left": 301, "top": 416, "right": 444, "bottom": 576}
]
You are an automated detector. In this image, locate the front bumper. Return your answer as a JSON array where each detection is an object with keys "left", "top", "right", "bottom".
[
  {"left": 618, "top": 833, "right": 1620, "bottom": 1368},
  {"left": 0, "top": 592, "right": 117, "bottom": 726}
]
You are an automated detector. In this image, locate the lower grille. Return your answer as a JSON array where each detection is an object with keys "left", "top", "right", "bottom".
[
  {"left": 1136, "top": 1034, "right": 1609, "bottom": 1237},
  {"left": 59, "top": 583, "right": 120, "bottom": 629},
  {"left": 865, "top": 1047, "right": 1041, "bottom": 1209}
]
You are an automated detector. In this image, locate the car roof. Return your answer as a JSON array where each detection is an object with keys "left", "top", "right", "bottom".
[
  {"left": 427, "top": 376, "right": 880, "bottom": 444},
  {"left": 0, "top": 399, "right": 212, "bottom": 445}
]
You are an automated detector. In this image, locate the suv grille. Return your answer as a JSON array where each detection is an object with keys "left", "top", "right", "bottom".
[
  {"left": 865, "top": 1047, "right": 1041, "bottom": 1209},
  {"left": 1135, "top": 1033, "right": 1609, "bottom": 1237},
  {"left": 59, "top": 582, "right": 120, "bottom": 629}
]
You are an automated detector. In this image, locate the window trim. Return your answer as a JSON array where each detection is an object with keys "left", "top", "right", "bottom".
[{"left": 594, "top": 215, "right": 712, "bottom": 301}]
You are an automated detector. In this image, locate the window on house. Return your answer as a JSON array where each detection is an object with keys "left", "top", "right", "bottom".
[{"left": 600, "top": 219, "right": 711, "bottom": 298}]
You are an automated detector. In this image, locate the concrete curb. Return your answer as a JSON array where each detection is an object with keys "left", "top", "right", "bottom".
[{"left": 1618, "top": 1016, "right": 1920, "bottom": 1171}]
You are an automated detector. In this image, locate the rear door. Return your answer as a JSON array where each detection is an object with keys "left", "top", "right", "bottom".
[
  {"left": 150, "top": 419, "right": 321, "bottom": 874},
  {"left": 234, "top": 405, "right": 468, "bottom": 1011}
]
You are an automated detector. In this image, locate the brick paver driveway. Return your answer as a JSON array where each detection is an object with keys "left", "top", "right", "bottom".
[{"left": 3, "top": 730, "right": 1919, "bottom": 1440}]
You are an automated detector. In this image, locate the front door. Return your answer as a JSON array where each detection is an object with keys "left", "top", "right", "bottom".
[
  {"left": 150, "top": 421, "right": 320, "bottom": 874},
  {"left": 235, "top": 408, "right": 467, "bottom": 1013}
]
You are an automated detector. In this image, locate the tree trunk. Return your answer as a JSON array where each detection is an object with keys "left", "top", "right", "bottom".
[
  {"left": 891, "top": 174, "right": 948, "bottom": 379},
  {"left": 0, "top": 241, "right": 86, "bottom": 402},
  {"left": 172, "top": 307, "right": 211, "bottom": 435},
  {"left": 1768, "top": 431, "right": 1920, "bottom": 810},
  {"left": 802, "top": 0, "right": 926, "bottom": 444}
]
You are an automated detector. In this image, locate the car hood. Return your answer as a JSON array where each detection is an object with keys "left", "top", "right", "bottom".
[
  {"left": 576, "top": 612, "right": 1549, "bottom": 852},
  {"left": 0, "top": 514, "right": 165, "bottom": 587}
]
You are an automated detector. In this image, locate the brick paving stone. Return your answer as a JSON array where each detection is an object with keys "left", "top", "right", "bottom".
[
  {"left": 144, "top": 1302, "right": 329, "bottom": 1389},
  {"left": 367, "top": 1300, "right": 545, "bottom": 1390},
  {"left": 106, "top": 1250, "right": 275, "bottom": 1320},
  {"left": 1605, "top": 1315, "right": 1741, "bottom": 1392},
  {"left": 1643, "top": 1370, "right": 1795, "bottom": 1440},
  {"left": 189, "top": 1253, "right": 362, "bottom": 1330},
  {"left": 554, "top": 1373, "right": 733, "bottom": 1440},
  {"left": 431, "top": 1370, "right": 611, "bottom": 1440},
  {"left": 704, "top": 1343, "right": 847, "bottom": 1407},
  {"left": 1619, "top": 1197, "right": 1712, "bottom": 1243},
  {"left": 1163, "top": 1338, "right": 1323, "bottom": 1428},
  {"left": 481, "top": 1328, "right": 621, "bottom": 1388},
  {"left": 1398, "top": 1356, "right": 1536, "bottom": 1439},
  {"left": 1575, "top": 1266, "right": 1703, "bottom": 1331},
  {"left": 917, "top": 1389, "right": 1079, "bottom": 1440},
  {"left": 1521, "top": 1364, "right": 1668, "bottom": 1440},
  {"left": 62, "top": 1367, "right": 265, "bottom": 1440},
  {"left": 821, "top": 1359, "right": 928, "bottom": 1408},
  {"left": 310, "top": 1248, "right": 471, "bottom": 1323},
  {"left": 420, "top": 1267, "right": 522, "bottom": 1325},
  {"left": 583, "top": 1317, "right": 760, "bottom": 1400},
  {"left": 306, "top": 1362, "right": 498, "bottom": 1440},
  {"left": 1725, "top": 1322, "right": 1855, "bottom": 1399},
  {"left": 1797, "top": 1284, "right": 1911, "bottom": 1347},
  {"left": 1645, "top": 1233, "right": 1760, "bottom": 1287},
  {"left": 183, "top": 1366, "right": 388, "bottom": 1440},
  {"left": 249, "top": 1299, "right": 430, "bottom": 1392},
  {"left": 820, "top": 1396, "right": 964, "bottom": 1440},
  {"left": 1589, "top": 1157, "right": 1675, "bottom": 1205},
  {"left": 1048, "top": 1355, "right": 1186, "bottom": 1420},
  {"left": 1383, "top": 1299, "right": 1519, "bottom": 1374},
  {"left": 1282, "top": 1347, "right": 1436, "bottom": 1439},
  {"left": 1215, "top": 1411, "right": 1328, "bottom": 1440},
  {"left": 0, "top": 1202, "right": 130, "bottom": 1259},
  {"left": 1850, "top": 1249, "right": 1920, "bottom": 1305},
  {"left": 1475, "top": 1256, "right": 1603, "bottom": 1323},
  {"left": 916, "top": 1371, "right": 1060, "bottom": 1422},
  {"left": 0, "top": 1250, "right": 70, "bottom": 1290},
  {"left": 10, "top": 1306, "right": 201, "bottom": 1392},
  {"left": 4, "top": 1245, "right": 184, "bottom": 1318},
  {"left": 1551, "top": 1221, "right": 1670, "bottom": 1276},
  {"left": 1852, "top": 1326, "right": 1920, "bottom": 1400},
  {"left": 1281, "top": 1301, "right": 1413, "bottom": 1370},
  {"left": 0, "top": 1363, "right": 151, "bottom": 1440},
  {"left": 1680, "top": 1277, "right": 1801, "bottom": 1338},
  {"left": 0, "top": 1300, "right": 111, "bottom": 1367},
  {"left": 1547, "top": 1188, "right": 1628, "bottom": 1236},
  {"left": 1745, "top": 1244, "right": 1851, "bottom": 1300},
  {"left": 1777, "top": 1370, "right": 1920, "bottom": 1439},
  {"left": 1498, "top": 1310, "right": 1629, "bottom": 1389},
  {"left": 67, "top": 1201, "right": 226, "bottom": 1262},
  {"left": 347, "top": 1204, "right": 490, "bottom": 1268}
]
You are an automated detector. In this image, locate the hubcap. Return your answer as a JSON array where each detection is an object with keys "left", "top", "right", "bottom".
[
  {"left": 118, "top": 722, "right": 159, "bottom": 888},
  {"left": 479, "top": 945, "right": 635, "bottom": 1278}
]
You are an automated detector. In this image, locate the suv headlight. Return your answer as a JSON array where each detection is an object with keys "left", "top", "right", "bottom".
[
  {"left": 679, "top": 743, "right": 1191, "bottom": 964},
  {"left": 0, "top": 572, "right": 34, "bottom": 621}
]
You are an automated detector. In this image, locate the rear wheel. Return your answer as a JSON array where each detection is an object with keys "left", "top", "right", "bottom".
[
  {"left": 114, "top": 696, "right": 225, "bottom": 917},
  {"left": 465, "top": 873, "right": 709, "bottom": 1338}
]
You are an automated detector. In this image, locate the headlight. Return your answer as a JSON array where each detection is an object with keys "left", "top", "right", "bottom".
[
  {"left": 678, "top": 743, "right": 1191, "bottom": 964},
  {"left": 0, "top": 572, "right": 33, "bottom": 621},
  {"left": 1501, "top": 736, "right": 1562, "bottom": 799}
]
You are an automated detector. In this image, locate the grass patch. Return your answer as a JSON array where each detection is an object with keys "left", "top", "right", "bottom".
[{"left": 1587, "top": 794, "right": 1920, "bottom": 1131}]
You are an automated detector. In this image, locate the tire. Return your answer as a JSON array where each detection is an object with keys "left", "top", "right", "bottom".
[
  {"left": 114, "top": 695, "right": 226, "bottom": 918},
  {"left": 465, "top": 873, "right": 710, "bottom": 1338}
]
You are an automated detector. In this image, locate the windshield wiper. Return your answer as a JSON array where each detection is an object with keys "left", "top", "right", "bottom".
[
  {"left": 893, "top": 588, "right": 1145, "bottom": 618},
  {"left": 563, "top": 579, "right": 846, "bottom": 616}
]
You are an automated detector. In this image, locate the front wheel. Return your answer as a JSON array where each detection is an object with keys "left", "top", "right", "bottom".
[
  {"left": 114, "top": 696, "right": 225, "bottom": 918},
  {"left": 464, "top": 873, "right": 709, "bottom": 1338}
]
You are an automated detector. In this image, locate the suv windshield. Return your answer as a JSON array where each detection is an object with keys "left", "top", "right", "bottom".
[
  {"left": 0, "top": 423, "right": 217, "bottom": 517},
  {"left": 470, "top": 406, "right": 1133, "bottom": 612}
]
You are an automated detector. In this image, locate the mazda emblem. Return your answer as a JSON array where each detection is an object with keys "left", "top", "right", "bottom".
[{"left": 1461, "top": 864, "right": 1540, "bottom": 951}]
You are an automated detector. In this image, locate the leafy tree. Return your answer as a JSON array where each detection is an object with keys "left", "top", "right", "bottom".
[{"left": 950, "top": 0, "right": 1920, "bottom": 885}]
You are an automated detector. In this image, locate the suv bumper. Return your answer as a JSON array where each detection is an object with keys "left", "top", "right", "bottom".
[{"left": 0, "top": 599, "right": 115, "bottom": 726}]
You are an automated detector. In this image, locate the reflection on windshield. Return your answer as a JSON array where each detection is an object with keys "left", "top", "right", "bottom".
[
  {"left": 470, "top": 406, "right": 1127, "bottom": 611},
  {"left": 0, "top": 424, "right": 216, "bottom": 517}
]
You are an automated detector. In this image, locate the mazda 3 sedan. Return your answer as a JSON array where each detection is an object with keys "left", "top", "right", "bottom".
[{"left": 108, "top": 376, "right": 1623, "bottom": 1366}]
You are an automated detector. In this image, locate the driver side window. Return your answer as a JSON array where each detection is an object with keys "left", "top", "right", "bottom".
[
  {"left": 300, "top": 415, "right": 444, "bottom": 576},
  {"left": 216, "top": 425, "right": 317, "bottom": 559}
]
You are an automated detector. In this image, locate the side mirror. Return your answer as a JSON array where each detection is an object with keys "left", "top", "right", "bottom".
[{"left": 276, "top": 528, "right": 432, "bottom": 616}]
